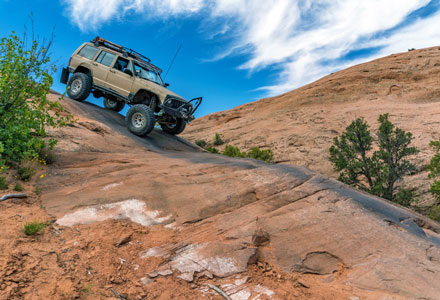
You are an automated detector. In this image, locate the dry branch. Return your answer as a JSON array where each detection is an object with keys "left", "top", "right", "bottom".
[{"left": 0, "top": 193, "right": 27, "bottom": 202}]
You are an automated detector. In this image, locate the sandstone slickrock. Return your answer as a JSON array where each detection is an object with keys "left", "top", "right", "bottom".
[{"left": 32, "top": 92, "right": 440, "bottom": 299}]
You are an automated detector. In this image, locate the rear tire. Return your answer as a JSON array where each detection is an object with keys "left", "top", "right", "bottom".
[
  {"left": 104, "top": 98, "right": 125, "bottom": 112},
  {"left": 126, "top": 104, "right": 155, "bottom": 136},
  {"left": 67, "top": 73, "right": 92, "bottom": 101},
  {"left": 160, "top": 117, "right": 186, "bottom": 135}
]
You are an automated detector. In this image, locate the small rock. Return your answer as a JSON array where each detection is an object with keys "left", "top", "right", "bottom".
[
  {"left": 178, "top": 272, "right": 194, "bottom": 282},
  {"left": 157, "top": 268, "right": 173, "bottom": 276},
  {"left": 297, "top": 279, "right": 310, "bottom": 288},
  {"left": 115, "top": 234, "right": 132, "bottom": 247},
  {"left": 201, "top": 270, "right": 213, "bottom": 279},
  {"left": 148, "top": 272, "right": 158, "bottom": 278},
  {"left": 140, "top": 277, "right": 151, "bottom": 285}
]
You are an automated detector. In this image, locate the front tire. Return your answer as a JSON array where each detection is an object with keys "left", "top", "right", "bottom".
[
  {"left": 104, "top": 98, "right": 125, "bottom": 112},
  {"left": 67, "top": 73, "right": 92, "bottom": 101},
  {"left": 160, "top": 117, "right": 186, "bottom": 135},
  {"left": 126, "top": 104, "right": 155, "bottom": 136}
]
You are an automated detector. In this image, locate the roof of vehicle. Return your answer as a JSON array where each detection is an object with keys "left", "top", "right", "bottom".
[{"left": 89, "top": 36, "right": 163, "bottom": 74}]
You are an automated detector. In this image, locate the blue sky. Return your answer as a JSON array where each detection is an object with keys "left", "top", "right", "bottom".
[{"left": 1, "top": 0, "right": 440, "bottom": 118}]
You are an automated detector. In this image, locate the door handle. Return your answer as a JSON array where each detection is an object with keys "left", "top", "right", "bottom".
[
  {"left": 92, "top": 62, "right": 98, "bottom": 66},
  {"left": 110, "top": 69, "right": 116, "bottom": 73}
]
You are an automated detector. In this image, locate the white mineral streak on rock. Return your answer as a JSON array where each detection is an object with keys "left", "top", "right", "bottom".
[
  {"left": 57, "top": 199, "right": 172, "bottom": 227},
  {"left": 169, "top": 243, "right": 243, "bottom": 277},
  {"left": 102, "top": 182, "right": 122, "bottom": 190},
  {"left": 252, "top": 285, "right": 275, "bottom": 299},
  {"left": 140, "top": 246, "right": 170, "bottom": 259},
  {"left": 231, "top": 288, "right": 251, "bottom": 300}
]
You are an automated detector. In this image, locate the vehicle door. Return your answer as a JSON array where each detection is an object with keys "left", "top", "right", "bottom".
[
  {"left": 106, "top": 56, "right": 134, "bottom": 97},
  {"left": 92, "top": 50, "right": 116, "bottom": 87}
]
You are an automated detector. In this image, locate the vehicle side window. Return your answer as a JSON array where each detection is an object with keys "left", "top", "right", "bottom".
[
  {"left": 77, "top": 45, "right": 99, "bottom": 60},
  {"left": 113, "top": 57, "right": 130, "bottom": 72},
  {"left": 96, "top": 50, "right": 116, "bottom": 67}
]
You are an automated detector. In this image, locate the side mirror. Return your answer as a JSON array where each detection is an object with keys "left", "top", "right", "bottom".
[
  {"left": 164, "top": 83, "right": 170, "bottom": 87},
  {"left": 124, "top": 68, "right": 133, "bottom": 76}
]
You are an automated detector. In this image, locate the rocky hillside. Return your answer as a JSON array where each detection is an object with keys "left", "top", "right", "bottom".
[
  {"left": 183, "top": 46, "right": 440, "bottom": 206},
  {"left": 1, "top": 93, "right": 440, "bottom": 299}
]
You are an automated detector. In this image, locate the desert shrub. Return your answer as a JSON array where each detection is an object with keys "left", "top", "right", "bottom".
[
  {"left": 428, "top": 205, "right": 440, "bottom": 222},
  {"left": 23, "top": 221, "right": 46, "bottom": 235},
  {"left": 0, "top": 176, "right": 8, "bottom": 190},
  {"left": 17, "top": 161, "right": 37, "bottom": 181},
  {"left": 14, "top": 182, "right": 24, "bottom": 192},
  {"left": 206, "top": 147, "right": 220, "bottom": 154},
  {"left": 34, "top": 185, "right": 43, "bottom": 195},
  {"left": 329, "top": 114, "right": 418, "bottom": 201},
  {"left": 247, "top": 147, "right": 274, "bottom": 163},
  {"left": 195, "top": 139, "right": 207, "bottom": 148},
  {"left": 213, "top": 133, "right": 224, "bottom": 146},
  {"left": 223, "top": 145, "right": 245, "bottom": 158},
  {"left": 38, "top": 144, "right": 56, "bottom": 164},
  {"left": 393, "top": 189, "right": 414, "bottom": 208},
  {"left": 0, "top": 30, "right": 73, "bottom": 166},
  {"left": 428, "top": 140, "right": 440, "bottom": 202}
]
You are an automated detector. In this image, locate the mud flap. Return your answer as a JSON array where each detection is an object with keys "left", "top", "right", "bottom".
[{"left": 60, "top": 67, "right": 70, "bottom": 84}]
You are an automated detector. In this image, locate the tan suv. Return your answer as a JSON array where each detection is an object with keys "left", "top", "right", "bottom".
[{"left": 60, "top": 37, "right": 202, "bottom": 136}]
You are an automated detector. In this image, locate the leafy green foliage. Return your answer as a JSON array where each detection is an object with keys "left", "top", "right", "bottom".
[
  {"left": 206, "top": 147, "right": 220, "bottom": 154},
  {"left": 393, "top": 189, "right": 414, "bottom": 208},
  {"left": 195, "top": 139, "right": 207, "bottom": 148},
  {"left": 34, "top": 185, "right": 43, "bottom": 195},
  {"left": 213, "top": 133, "right": 224, "bottom": 146},
  {"left": 247, "top": 147, "right": 274, "bottom": 163},
  {"left": 428, "top": 141, "right": 440, "bottom": 202},
  {"left": 0, "top": 176, "right": 8, "bottom": 190},
  {"left": 428, "top": 205, "right": 440, "bottom": 222},
  {"left": 0, "top": 31, "right": 72, "bottom": 166},
  {"left": 17, "top": 161, "right": 37, "bottom": 181},
  {"left": 329, "top": 114, "right": 418, "bottom": 202},
  {"left": 14, "top": 182, "right": 24, "bottom": 192},
  {"left": 23, "top": 221, "right": 47, "bottom": 235},
  {"left": 223, "top": 145, "right": 246, "bottom": 158}
]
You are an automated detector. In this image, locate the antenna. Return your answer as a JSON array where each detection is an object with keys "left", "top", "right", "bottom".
[{"left": 164, "top": 44, "right": 182, "bottom": 81}]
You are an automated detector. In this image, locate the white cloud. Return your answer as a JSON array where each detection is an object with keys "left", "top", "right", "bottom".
[{"left": 63, "top": 0, "right": 439, "bottom": 96}]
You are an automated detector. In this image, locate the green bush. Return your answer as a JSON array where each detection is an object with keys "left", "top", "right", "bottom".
[
  {"left": 34, "top": 185, "right": 43, "bottom": 195},
  {"left": 428, "top": 205, "right": 440, "bottom": 222},
  {"left": 0, "top": 31, "right": 73, "bottom": 166},
  {"left": 206, "top": 147, "right": 220, "bottom": 154},
  {"left": 14, "top": 182, "right": 24, "bottom": 192},
  {"left": 17, "top": 161, "right": 37, "bottom": 181},
  {"left": 329, "top": 114, "right": 418, "bottom": 201},
  {"left": 23, "top": 221, "right": 46, "bottom": 235},
  {"left": 0, "top": 176, "right": 8, "bottom": 190},
  {"left": 428, "top": 140, "right": 440, "bottom": 202},
  {"left": 195, "top": 139, "right": 207, "bottom": 148},
  {"left": 213, "top": 133, "right": 224, "bottom": 146},
  {"left": 38, "top": 144, "right": 56, "bottom": 164},
  {"left": 393, "top": 189, "right": 414, "bottom": 208},
  {"left": 247, "top": 147, "right": 274, "bottom": 163},
  {"left": 223, "top": 145, "right": 245, "bottom": 158}
]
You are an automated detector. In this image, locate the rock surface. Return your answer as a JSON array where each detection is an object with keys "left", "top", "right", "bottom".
[
  {"left": 3, "top": 48, "right": 440, "bottom": 300},
  {"left": 182, "top": 46, "right": 440, "bottom": 206}
]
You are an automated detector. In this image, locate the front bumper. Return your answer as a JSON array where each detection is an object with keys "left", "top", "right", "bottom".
[{"left": 161, "top": 96, "right": 203, "bottom": 122}]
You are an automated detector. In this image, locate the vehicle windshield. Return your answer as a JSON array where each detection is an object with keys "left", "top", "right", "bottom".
[{"left": 133, "top": 62, "right": 163, "bottom": 85}]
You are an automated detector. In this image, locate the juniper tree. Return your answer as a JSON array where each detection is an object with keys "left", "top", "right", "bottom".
[{"left": 329, "top": 114, "right": 418, "bottom": 202}]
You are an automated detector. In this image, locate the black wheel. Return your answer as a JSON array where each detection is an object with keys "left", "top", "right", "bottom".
[
  {"left": 104, "top": 98, "right": 125, "bottom": 112},
  {"left": 160, "top": 117, "right": 186, "bottom": 135},
  {"left": 126, "top": 104, "right": 155, "bottom": 136},
  {"left": 66, "top": 73, "right": 92, "bottom": 101}
]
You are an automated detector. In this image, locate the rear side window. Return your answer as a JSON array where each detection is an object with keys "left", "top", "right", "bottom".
[
  {"left": 96, "top": 51, "right": 116, "bottom": 67},
  {"left": 77, "top": 45, "right": 99, "bottom": 60}
]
